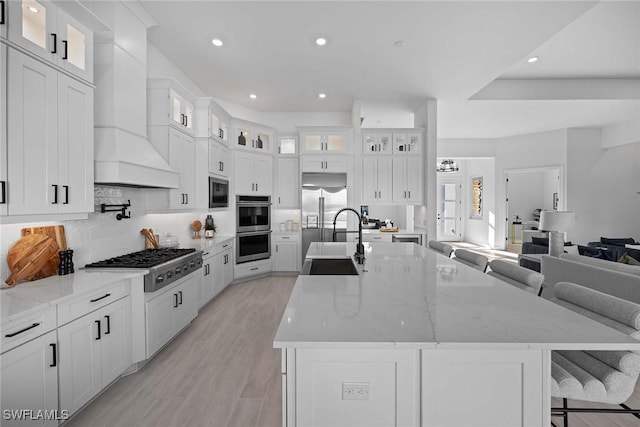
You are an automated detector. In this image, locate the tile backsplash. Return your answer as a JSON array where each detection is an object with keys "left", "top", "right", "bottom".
[{"left": 0, "top": 186, "right": 233, "bottom": 283}]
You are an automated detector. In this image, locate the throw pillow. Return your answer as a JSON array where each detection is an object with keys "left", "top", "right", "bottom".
[
  {"left": 601, "top": 237, "right": 636, "bottom": 246},
  {"left": 578, "top": 245, "right": 607, "bottom": 259},
  {"left": 618, "top": 254, "right": 640, "bottom": 266},
  {"left": 564, "top": 245, "right": 579, "bottom": 255},
  {"left": 531, "top": 237, "right": 549, "bottom": 246}
]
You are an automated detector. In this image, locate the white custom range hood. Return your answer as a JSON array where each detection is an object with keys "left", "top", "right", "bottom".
[{"left": 94, "top": 128, "right": 179, "bottom": 189}]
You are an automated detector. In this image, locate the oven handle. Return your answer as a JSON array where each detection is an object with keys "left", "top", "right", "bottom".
[
  {"left": 236, "top": 202, "right": 272, "bottom": 207},
  {"left": 236, "top": 230, "right": 273, "bottom": 237}
]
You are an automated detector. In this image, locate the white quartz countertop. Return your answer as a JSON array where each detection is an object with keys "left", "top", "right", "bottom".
[
  {"left": 1, "top": 270, "right": 146, "bottom": 323},
  {"left": 182, "top": 234, "right": 234, "bottom": 252},
  {"left": 274, "top": 242, "right": 640, "bottom": 350},
  {"left": 361, "top": 228, "right": 423, "bottom": 235}
]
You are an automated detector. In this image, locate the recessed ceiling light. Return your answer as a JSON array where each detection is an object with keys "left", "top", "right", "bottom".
[
  {"left": 211, "top": 38, "right": 223, "bottom": 47},
  {"left": 28, "top": 6, "right": 39, "bottom": 13},
  {"left": 318, "top": 93, "right": 326, "bottom": 99},
  {"left": 315, "top": 37, "right": 327, "bottom": 46},
  {"left": 527, "top": 56, "right": 539, "bottom": 63},
  {"left": 393, "top": 40, "right": 406, "bottom": 48},
  {"left": 249, "top": 94, "right": 257, "bottom": 99}
]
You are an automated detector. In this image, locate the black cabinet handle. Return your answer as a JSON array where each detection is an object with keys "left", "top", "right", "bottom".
[
  {"left": 104, "top": 315, "right": 111, "bottom": 335},
  {"left": 0, "top": 1, "right": 5, "bottom": 25},
  {"left": 250, "top": 267, "right": 259, "bottom": 271},
  {"left": 90, "top": 293, "right": 111, "bottom": 303},
  {"left": 5, "top": 323, "right": 40, "bottom": 338},
  {"left": 50, "top": 33, "right": 57, "bottom": 54},
  {"left": 62, "top": 40, "right": 68, "bottom": 59},
  {"left": 63, "top": 185, "right": 69, "bottom": 204},
  {"left": 178, "top": 291, "right": 183, "bottom": 305},
  {"left": 174, "top": 293, "right": 178, "bottom": 308},
  {"left": 185, "top": 116, "right": 188, "bottom": 127},
  {"left": 95, "top": 320, "right": 101, "bottom": 340},
  {"left": 185, "top": 194, "right": 188, "bottom": 205},
  {"left": 0, "top": 181, "right": 6, "bottom": 204},
  {"left": 50, "top": 343, "right": 57, "bottom": 367},
  {"left": 52, "top": 184, "right": 58, "bottom": 204}
]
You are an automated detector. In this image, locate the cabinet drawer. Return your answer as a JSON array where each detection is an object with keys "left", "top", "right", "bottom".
[
  {"left": 275, "top": 233, "right": 298, "bottom": 242},
  {"left": 1, "top": 307, "right": 57, "bottom": 353},
  {"left": 361, "top": 234, "right": 393, "bottom": 242},
  {"left": 235, "top": 259, "right": 272, "bottom": 279},
  {"left": 57, "top": 281, "right": 129, "bottom": 326}
]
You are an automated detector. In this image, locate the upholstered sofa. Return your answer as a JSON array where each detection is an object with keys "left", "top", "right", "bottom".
[
  {"left": 586, "top": 237, "right": 640, "bottom": 262},
  {"left": 540, "top": 254, "right": 640, "bottom": 302}
]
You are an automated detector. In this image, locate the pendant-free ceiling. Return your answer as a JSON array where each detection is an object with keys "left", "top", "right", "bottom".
[{"left": 437, "top": 159, "right": 459, "bottom": 172}]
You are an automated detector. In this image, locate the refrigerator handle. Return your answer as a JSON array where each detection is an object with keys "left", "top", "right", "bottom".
[{"left": 319, "top": 196, "right": 325, "bottom": 242}]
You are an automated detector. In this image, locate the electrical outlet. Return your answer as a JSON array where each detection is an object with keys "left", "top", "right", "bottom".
[{"left": 342, "top": 382, "right": 370, "bottom": 400}]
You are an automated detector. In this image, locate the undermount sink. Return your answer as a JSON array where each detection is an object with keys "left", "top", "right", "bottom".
[{"left": 301, "top": 258, "right": 359, "bottom": 275}]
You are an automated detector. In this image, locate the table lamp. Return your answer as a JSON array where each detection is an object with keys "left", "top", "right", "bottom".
[{"left": 539, "top": 211, "right": 576, "bottom": 257}]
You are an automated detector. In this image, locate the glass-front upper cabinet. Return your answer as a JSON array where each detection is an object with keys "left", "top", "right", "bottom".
[
  {"left": 210, "top": 112, "right": 228, "bottom": 144},
  {"left": 393, "top": 132, "right": 423, "bottom": 154},
  {"left": 234, "top": 121, "right": 273, "bottom": 153},
  {"left": 277, "top": 135, "right": 297, "bottom": 155},
  {"left": 169, "top": 89, "right": 194, "bottom": 135},
  {"left": 301, "top": 131, "right": 347, "bottom": 153},
  {"left": 7, "top": 1, "right": 93, "bottom": 82},
  {"left": 363, "top": 132, "right": 392, "bottom": 154}
]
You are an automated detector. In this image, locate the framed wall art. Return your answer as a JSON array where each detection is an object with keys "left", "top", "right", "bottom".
[{"left": 471, "top": 176, "right": 483, "bottom": 219}]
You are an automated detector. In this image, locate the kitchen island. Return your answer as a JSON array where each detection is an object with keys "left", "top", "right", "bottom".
[{"left": 274, "top": 242, "right": 640, "bottom": 427}]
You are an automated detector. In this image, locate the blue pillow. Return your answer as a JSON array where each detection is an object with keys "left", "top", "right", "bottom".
[{"left": 600, "top": 237, "right": 636, "bottom": 246}]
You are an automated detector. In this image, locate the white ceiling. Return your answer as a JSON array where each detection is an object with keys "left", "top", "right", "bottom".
[{"left": 140, "top": 1, "right": 640, "bottom": 139}]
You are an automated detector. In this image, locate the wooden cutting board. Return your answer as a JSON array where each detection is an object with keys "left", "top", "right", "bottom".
[
  {"left": 21, "top": 225, "right": 67, "bottom": 250},
  {"left": 6, "top": 234, "right": 60, "bottom": 286}
]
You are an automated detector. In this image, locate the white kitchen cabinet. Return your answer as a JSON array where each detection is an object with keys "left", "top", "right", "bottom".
[
  {"left": 146, "top": 126, "right": 195, "bottom": 210},
  {"left": 195, "top": 98, "right": 229, "bottom": 144},
  {"left": 301, "top": 155, "right": 347, "bottom": 172},
  {"left": 360, "top": 233, "right": 393, "bottom": 243},
  {"left": 363, "top": 132, "right": 392, "bottom": 154},
  {"left": 277, "top": 134, "right": 297, "bottom": 155},
  {"left": 392, "top": 157, "right": 423, "bottom": 203},
  {"left": 148, "top": 78, "right": 195, "bottom": 136},
  {"left": 276, "top": 157, "right": 299, "bottom": 208},
  {"left": 234, "top": 151, "right": 273, "bottom": 195},
  {"left": 0, "top": 330, "right": 59, "bottom": 427},
  {"left": 213, "top": 244, "right": 234, "bottom": 295},
  {"left": 145, "top": 275, "right": 198, "bottom": 358},
  {"left": 274, "top": 233, "right": 299, "bottom": 272},
  {"left": 209, "top": 140, "right": 230, "bottom": 177},
  {"left": 393, "top": 132, "right": 422, "bottom": 154},
  {"left": 6, "top": 48, "right": 93, "bottom": 216},
  {"left": 200, "top": 241, "right": 232, "bottom": 308},
  {"left": 0, "top": 43, "right": 7, "bottom": 215},
  {"left": 301, "top": 131, "right": 347, "bottom": 153},
  {"left": 234, "top": 257, "right": 272, "bottom": 280},
  {"left": 362, "top": 157, "right": 392, "bottom": 203},
  {"left": 5, "top": 0, "right": 93, "bottom": 82},
  {"left": 234, "top": 120, "right": 273, "bottom": 153},
  {"left": 58, "top": 296, "right": 132, "bottom": 416}
]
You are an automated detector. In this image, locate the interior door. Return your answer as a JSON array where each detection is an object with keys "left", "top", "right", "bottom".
[{"left": 437, "top": 179, "right": 462, "bottom": 241}]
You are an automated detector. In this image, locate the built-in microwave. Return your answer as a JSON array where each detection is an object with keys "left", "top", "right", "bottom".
[{"left": 209, "top": 176, "right": 229, "bottom": 208}]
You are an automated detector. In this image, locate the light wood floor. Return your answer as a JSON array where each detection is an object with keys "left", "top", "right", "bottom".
[{"left": 65, "top": 274, "right": 640, "bottom": 427}]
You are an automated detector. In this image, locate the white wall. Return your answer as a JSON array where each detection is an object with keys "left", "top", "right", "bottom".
[
  {"left": 263, "top": 112, "right": 351, "bottom": 132},
  {"left": 566, "top": 130, "right": 640, "bottom": 243},
  {"left": 147, "top": 43, "right": 207, "bottom": 97}
]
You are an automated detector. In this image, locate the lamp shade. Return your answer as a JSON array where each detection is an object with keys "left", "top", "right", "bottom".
[{"left": 539, "top": 211, "right": 576, "bottom": 232}]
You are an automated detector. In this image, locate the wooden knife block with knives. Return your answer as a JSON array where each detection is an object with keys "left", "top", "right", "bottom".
[{"left": 5, "top": 226, "right": 68, "bottom": 286}]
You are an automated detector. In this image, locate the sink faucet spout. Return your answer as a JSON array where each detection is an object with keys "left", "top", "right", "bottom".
[{"left": 333, "top": 207, "right": 365, "bottom": 264}]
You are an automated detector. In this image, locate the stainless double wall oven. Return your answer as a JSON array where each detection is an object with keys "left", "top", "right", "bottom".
[{"left": 236, "top": 195, "right": 271, "bottom": 264}]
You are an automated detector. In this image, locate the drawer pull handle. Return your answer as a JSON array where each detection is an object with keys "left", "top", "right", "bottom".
[
  {"left": 90, "top": 293, "right": 111, "bottom": 303},
  {"left": 5, "top": 323, "right": 40, "bottom": 338},
  {"left": 250, "top": 267, "right": 259, "bottom": 271},
  {"left": 50, "top": 343, "right": 57, "bottom": 367}
]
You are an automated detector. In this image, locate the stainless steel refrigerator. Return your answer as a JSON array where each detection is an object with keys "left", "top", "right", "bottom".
[{"left": 301, "top": 172, "right": 348, "bottom": 262}]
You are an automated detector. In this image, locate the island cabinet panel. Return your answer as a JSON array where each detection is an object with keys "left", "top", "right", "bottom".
[
  {"left": 422, "top": 349, "right": 547, "bottom": 427},
  {"left": 295, "top": 349, "right": 420, "bottom": 427}
]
